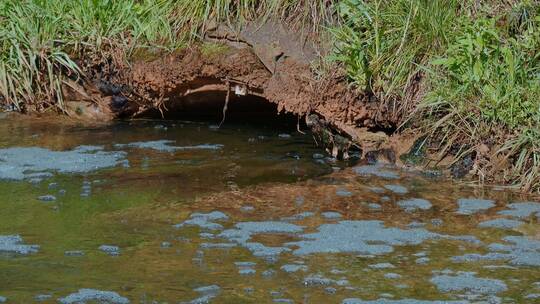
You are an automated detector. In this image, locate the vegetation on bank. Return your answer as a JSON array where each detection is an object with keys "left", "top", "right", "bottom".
[
  {"left": 332, "top": 0, "right": 540, "bottom": 192},
  {"left": 0, "top": 0, "right": 539, "bottom": 192}
]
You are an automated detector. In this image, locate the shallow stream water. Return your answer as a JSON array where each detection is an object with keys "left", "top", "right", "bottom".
[{"left": 0, "top": 115, "right": 539, "bottom": 304}]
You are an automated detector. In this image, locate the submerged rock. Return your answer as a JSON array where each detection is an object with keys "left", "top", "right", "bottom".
[
  {"left": 58, "top": 289, "right": 129, "bottom": 304},
  {"left": 430, "top": 272, "right": 507, "bottom": 295},
  {"left": 0, "top": 235, "right": 39, "bottom": 255},
  {"left": 0, "top": 146, "right": 127, "bottom": 181},
  {"left": 456, "top": 198, "right": 495, "bottom": 215}
]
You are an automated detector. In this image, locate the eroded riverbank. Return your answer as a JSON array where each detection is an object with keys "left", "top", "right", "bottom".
[{"left": 0, "top": 116, "right": 539, "bottom": 303}]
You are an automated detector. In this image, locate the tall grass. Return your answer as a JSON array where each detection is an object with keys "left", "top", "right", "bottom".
[
  {"left": 0, "top": 0, "right": 336, "bottom": 113},
  {"left": 424, "top": 2, "right": 540, "bottom": 191},
  {"left": 332, "top": 0, "right": 540, "bottom": 191},
  {"left": 330, "top": 0, "right": 459, "bottom": 107}
]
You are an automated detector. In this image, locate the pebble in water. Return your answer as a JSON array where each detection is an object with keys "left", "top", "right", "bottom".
[
  {"left": 384, "top": 185, "right": 408, "bottom": 194},
  {"left": 336, "top": 189, "right": 353, "bottom": 197},
  {"left": 99, "top": 245, "right": 120, "bottom": 256},
  {"left": 37, "top": 195, "right": 56, "bottom": 202},
  {"left": 368, "top": 203, "right": 382, "bottom": 210},
  {"left": 64, "top": 250, "right": 85, "bottom": 257}
]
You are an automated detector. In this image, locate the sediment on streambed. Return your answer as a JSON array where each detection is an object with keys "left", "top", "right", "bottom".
[{"left": 1, "top": 1, "right": 538, "bottom": 193}]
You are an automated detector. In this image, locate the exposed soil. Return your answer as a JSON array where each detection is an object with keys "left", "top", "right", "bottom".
[{"left": 57, "top": 22, "right": 450, "bottom": 181}]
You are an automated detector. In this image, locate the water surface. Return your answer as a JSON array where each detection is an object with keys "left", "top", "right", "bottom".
[{"left": 0, "top": 116, "right": 539, "bottom": 303}]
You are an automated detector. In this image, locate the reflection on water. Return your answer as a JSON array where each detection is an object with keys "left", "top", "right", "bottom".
[{"left": 0, "top": 115, "right": 539, "bottom": 303}]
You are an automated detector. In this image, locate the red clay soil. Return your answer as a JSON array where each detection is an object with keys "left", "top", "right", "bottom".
[{"left": 109, "top": 46, "right": 404, "bottom": 157}]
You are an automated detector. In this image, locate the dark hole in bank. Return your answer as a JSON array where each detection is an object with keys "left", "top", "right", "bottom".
[{"left": 139, "top": 91, "right": 303, "bottom": 131}]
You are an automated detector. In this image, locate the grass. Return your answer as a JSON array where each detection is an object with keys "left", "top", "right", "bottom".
[
  {"left": 0, "top": 0, "right": 335, "bottom": 113},
  {"left": 331, "top": 0, "right": 540, "bottom": 192}
]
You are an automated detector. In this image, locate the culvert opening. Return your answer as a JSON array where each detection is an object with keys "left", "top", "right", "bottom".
[{"left": 140, "top": 89, "right": 303, "bottom": 131}]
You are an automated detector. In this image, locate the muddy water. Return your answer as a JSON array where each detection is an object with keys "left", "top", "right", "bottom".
[{"left": 0, "top": 116, "right": 539, "bottom": 304}]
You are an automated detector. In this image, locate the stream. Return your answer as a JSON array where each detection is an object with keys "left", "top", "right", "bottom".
[{"left": 0, "top": 115, "right": 539, "bottom": 303}]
